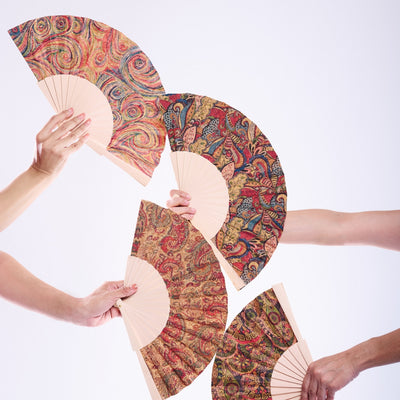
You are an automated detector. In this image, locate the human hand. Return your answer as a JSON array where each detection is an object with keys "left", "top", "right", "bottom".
[
  {"left": 166, "top": 189, "right": 196, "bottom": 220},
  {"left": 32, "top": 108, "right": 91, "bottom": 175},
  {"left": 300, "top": 351, "right": 359, "bottom": 400},
  {"left": 76, "top": 281, "right": 137, "bottom": 327}
]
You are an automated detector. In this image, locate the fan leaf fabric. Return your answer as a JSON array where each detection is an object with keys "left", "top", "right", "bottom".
[
  {"left": 9, "top": 15, "right": 166, "bottom": 181},
  {"left": 132, "top": 201, "right": 228, "bottom": 398},
  {"left": 160, "top": 94, "right": 287, "bottom": 285},
  {"left": 212, "top": 288, "right": 296, "bottom": 399}
]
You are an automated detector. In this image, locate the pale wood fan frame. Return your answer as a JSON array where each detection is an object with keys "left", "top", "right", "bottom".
[
  {"left": 116, "top": 256, "right": 170, "bottom": 351},
  {"left": 170, "top": 151, "right": 245, "bottom": 290},
  {"left": 270, "top": 283, "right": 313, "bottom": 400},
  {"left": 38, "top": 74, "right": 151, "bottom": 185}
]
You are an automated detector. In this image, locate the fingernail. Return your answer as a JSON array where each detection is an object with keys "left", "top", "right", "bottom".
[
  {"left": 85, "top": 118, "right": 91, "bottom": 126},
  {"left": 66, "top": 108, "right": 73, "bottom": 115},
  {"left": 78, "top": 113, "right": 85, "bottom": 121}
]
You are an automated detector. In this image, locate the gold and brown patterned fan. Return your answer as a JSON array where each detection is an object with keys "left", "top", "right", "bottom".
[
  {"left": 116, "top": 200, "right": 228, "bottom": 399},
  {"left": 9, "top": 15, "right": 167, "bottom": 185},
  {"left": 212, "top": 283, "right": 312, "bottom": 399},
  {"left": 159, "top": 94, "right": 287, "bottom": 289}
]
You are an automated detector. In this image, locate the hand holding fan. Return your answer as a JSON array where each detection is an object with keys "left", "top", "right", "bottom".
[
  {"left": 116, "top": 200, "right": 228, "bottom": 399},
  {"left": 9, "top": 15, "right": 167, "bottom": 185},
  {"left": 160, "top": 94, "right": 287, "bottom": 288},
  {"left": 211, "top": 283, "right": 312, "bottom": 399}
]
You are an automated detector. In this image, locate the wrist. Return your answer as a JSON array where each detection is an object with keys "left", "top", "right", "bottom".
[
  {"left": 50, "top": 293, "right": 87, "bottom": 326},
  {"left": 35, "top": 289, "right": 83, "bottom": 325},
  {"left": 346, "top": 338, "right": 378, "bottom": 374},
  {"left": 67, "top": 297, "right": 90, "bottom": 326},
  {"left": 30, "top": 162, "right": 52, "bottom": 175},
  {"left": 28, "top": 164, "right": 56, "bottom": 182}
]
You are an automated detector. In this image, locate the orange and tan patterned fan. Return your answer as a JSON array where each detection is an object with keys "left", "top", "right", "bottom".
[
  {"left": 160, "top": 94, "right": 287, "bottom": 289},
  {"left": 9, "top": 15, "right": 166, "bottom": 185},
  {"left": 116, "top": 200, "right": 228, "bottom": 399},
  {"left": 212, "top": 283, "right": 312, "bottom": 400}
]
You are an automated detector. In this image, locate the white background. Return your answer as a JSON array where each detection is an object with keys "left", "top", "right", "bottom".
[{"left": 1, "top": 1, "right": 399, "bottom": 399}]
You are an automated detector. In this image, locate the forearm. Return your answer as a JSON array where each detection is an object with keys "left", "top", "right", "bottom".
[
  {"left": 281, "top": 209, "right": 400, "bottom": 250},
  {"left": 343, "top": 211, "right": 400, "bottom": 251},
  {"left": 281, "top": 210, "right": 345, "bottom": 245},
  {"left": 350, "top": 329, "right": 400, "bottom": 373},
  {"left": 0, "top": 251, "right": 80, "bottom": 323},
  {"left": 0, "top": 166, "right": 54, "bottom": 231}
]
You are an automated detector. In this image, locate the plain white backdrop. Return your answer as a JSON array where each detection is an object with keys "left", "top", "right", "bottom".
[{"left": 1, "top": 1, "right": 399, "bottom": 399}]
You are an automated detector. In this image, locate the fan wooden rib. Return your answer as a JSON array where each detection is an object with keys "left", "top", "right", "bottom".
[
  {"left": 270, "top": 340, "right": 313, "bottom": 400},
  {"left": 38, "top": 75, "right": 113, "bottom": 156},
  {"left": 170, "top": 151, "right": 247, "bottom": 289},
  {"left": 270, "top": 283, "right": 312, "bottom": 400},
  {"left": 116, "top": 256, "right": 170, "bottom": 351},
  {"left": 170, "top": 151, "right": 229, "bottom": 241}
]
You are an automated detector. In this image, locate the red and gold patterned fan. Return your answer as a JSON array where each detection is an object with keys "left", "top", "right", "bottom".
[
  {"left": 159, "top": 94, "right": 287, "bottom": 289},
  {"left": 116, "top": 200, "right": 228, "bottom": 399},
  {"left": 212, "top": 283, "right": 312, "bottom": 400},
  {"left": 9, "top": 15, "right": 167, "bottom": 185}
]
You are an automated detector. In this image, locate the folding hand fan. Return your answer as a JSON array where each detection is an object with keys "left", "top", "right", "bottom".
[
  {"left": 160, "top": 94, "right": 287, "bottom": 289},
  {"left": 9, "top": 15, "right": 167, "bottom": 185},
  {"left": 211, "top": 283, "right": 312, "bottom": 400},
  {"left": 116, "top": 200, "right": 228, "bottom": 399}
]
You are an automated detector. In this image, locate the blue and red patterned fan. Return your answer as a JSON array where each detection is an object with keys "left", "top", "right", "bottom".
[{"left": 159, "top": 94, "right": 287, "bottom": 289}]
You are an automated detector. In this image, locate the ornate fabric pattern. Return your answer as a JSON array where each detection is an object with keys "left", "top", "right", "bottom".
[
  {"left": 212, "top": 288, "right": 296, "bottom": 399},
  {"left": 132, "top": 201, "right": 228, "bottom": 399},
  {"left": 9, "top": 15, "right": 166, "bottom": 179},
  {"left": 160, "top": 94, "right": 287, "bottom": 285}
]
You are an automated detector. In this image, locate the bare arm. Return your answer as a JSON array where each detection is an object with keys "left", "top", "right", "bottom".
[
  {"left": 0, "top": 111, "right": 139, "bottom": 325},
  {"left": 167, "top": 191, "right": 400, "bottom": 251},
  {"left": 0, "top": 109, "right": 91, "bottom": 231},
  {"left": 0, "top": 251, "right": 137, "bottom": 327},
  {"left": 281, "top": 210, "right": 400, "bottom": 251},
  {"left": 300, "top": 329, "right": 400, "bottom": 400},
  {"left": 168, "top": 190, "right": 400, "bottom": 397}
]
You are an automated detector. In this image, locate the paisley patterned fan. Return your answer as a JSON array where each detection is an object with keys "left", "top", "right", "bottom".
[
  {"left": 9, "top": 15, "right": 167, "bottom": 185},
  {"left": 160, "top": 94, "right": 287, "bottom": 289},
  {"left": 211, "top": 283, "right": 312, "bottom": 400},
  {"left": 117, "top": 200, "right": 228, "bottom": 399}
]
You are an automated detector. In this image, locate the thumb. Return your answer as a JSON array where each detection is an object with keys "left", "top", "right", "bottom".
[{"left": 112, "top": 284, "right": 138, "bottom": 302}]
